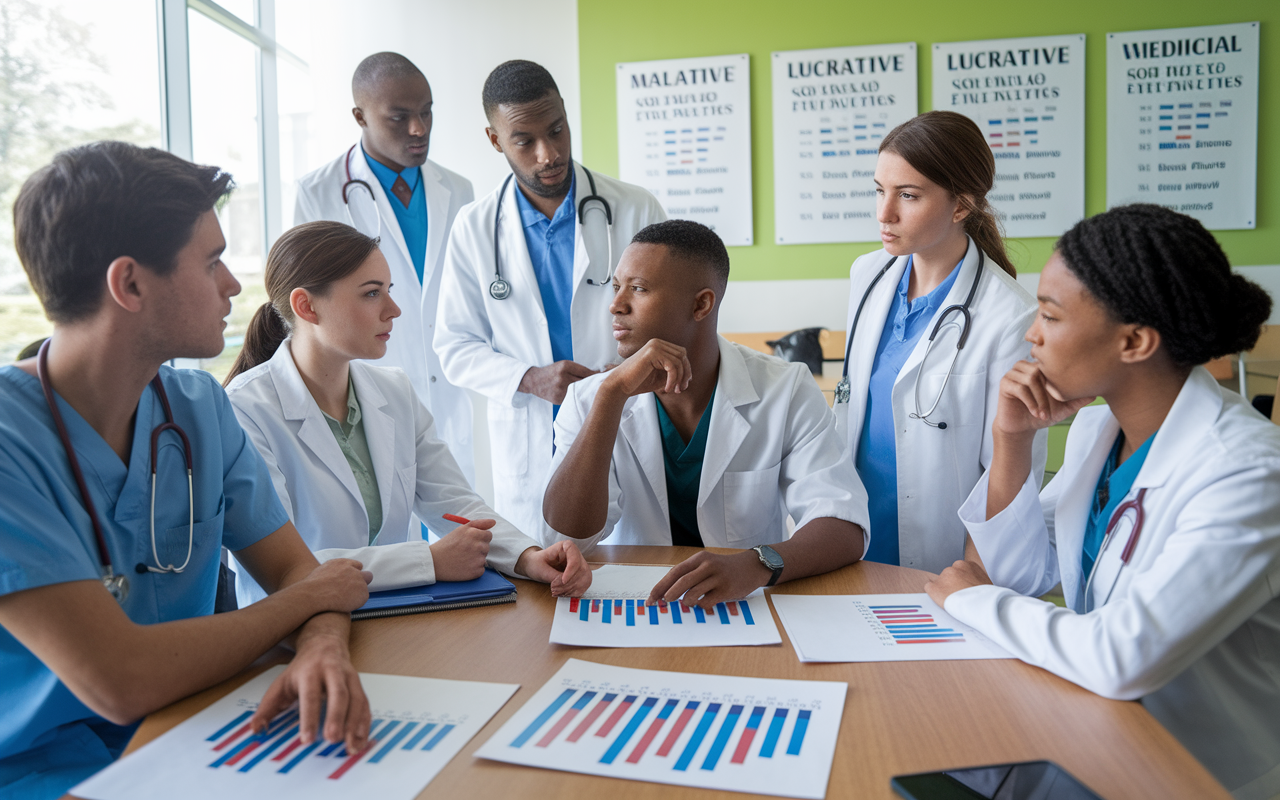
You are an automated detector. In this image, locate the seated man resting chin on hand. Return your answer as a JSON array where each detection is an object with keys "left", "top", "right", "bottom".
[{"left": 542, "top": 219, "right": 869, "bottom": 609}]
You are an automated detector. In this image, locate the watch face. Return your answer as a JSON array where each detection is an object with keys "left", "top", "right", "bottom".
[{"left": 758, "top": 546, "right": 784, "bottom": 570}]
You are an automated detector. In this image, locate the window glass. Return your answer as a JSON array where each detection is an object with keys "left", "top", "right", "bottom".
[{"left": 0, "top": 0, "right": 161, "bottom": 363}]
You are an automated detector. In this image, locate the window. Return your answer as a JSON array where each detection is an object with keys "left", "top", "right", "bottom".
[{"left": 0, "top": 0, "right": 161, "bottom": 362}]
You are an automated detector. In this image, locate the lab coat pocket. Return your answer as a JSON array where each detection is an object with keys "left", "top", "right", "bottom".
[
  {"left": 723, "top": 464, "right": 785, "bottom": 545},
  {"left": 913, "top": 370, "right": 986, "bottom": 429},
  {"left": 154, "top": 497, "right": 226, "bottom": 617},
  {"left": 488, "top": 402, "right": 529, "bottom": 475}
]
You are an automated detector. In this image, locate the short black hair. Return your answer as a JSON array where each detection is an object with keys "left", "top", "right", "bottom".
[
  {"left": 13, "top": 141, "right": 234, "bottom": 324},
  {"left": 631, "top": 219, "right": 730, "bottom": 290},
  {"left": 1056, "top": 203, "right": 1271, "bottom": 366},
  {"left": 483, "top": 60, "right": 559, "bottom": 120},
  {"left": 352, "top": 52, "right": 426, "bottom": 103}
]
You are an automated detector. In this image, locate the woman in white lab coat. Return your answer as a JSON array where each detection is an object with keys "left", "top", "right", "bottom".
[
  {"left": 838, "top": 110, "right": 1046, "bottom": 573},
  {"left": 927, "top": 204, "right": 1280, "bottom": 798},
  {"left": 223, "top": 221, "right": 591, "bottom": 606}
]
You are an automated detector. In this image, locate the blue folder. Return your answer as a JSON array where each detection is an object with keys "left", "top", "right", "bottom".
[{"left": 351, "top": 567, "right": 517, "bottom": 620}]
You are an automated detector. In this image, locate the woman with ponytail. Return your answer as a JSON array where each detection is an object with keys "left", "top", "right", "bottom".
[
  {"left": 838, "top": 110, "right": 1046, "bottom": 573},
  {"left": 224, "top": 221, "right": 591, "bottom": 607},
  {"left": 927, "top": 204, "right": 1280, "bottom": 798}
]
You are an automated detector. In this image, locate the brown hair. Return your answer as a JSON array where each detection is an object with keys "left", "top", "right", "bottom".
[
  {"left": 223, "top": 221, "right": 380, "bottom": 386},
  {"left": 879, "top": 111, "right": 1016, "bottom": 277},
  {"left": 14, "top": 141, "right": 233, "bottom": 323}
]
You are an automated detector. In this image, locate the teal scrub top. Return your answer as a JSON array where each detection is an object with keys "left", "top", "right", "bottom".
[
  {"left": 0, "top": 365, "right": 289, "bottom": 799},
  {"left": 656, "top": 388, "right": 715, "bottom": 547},
  {"left": 1080, "top": 430, "right": 1157, "bottom": 584}
]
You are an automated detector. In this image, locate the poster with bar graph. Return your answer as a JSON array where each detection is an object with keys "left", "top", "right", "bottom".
[
  {"left": 771, "top": 593, "right": 1013, "bottom": 662},
  {"left": 931, "top": 34, "right": 1085, "bottom": 238},
  {"left": 549, "top": 565, "right": 781, "bottom": 648},
  {"left": 1106, "top": 21, "right": 1258, "bottom": 229},
  {"left": 475, "top": 659, "right": 845, "bottom": 798},
  {"left": 771, "top": 43, "right": 917, "bottom": 244},
  {"left": 71, "top": 666, "right": 518, "bottom": 800}
]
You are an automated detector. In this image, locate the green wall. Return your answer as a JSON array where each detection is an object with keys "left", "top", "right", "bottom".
[{"left": 578, "top": 0, "right": 1278, "bottom": 281}]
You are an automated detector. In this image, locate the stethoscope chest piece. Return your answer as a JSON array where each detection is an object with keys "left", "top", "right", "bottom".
[
  {"left": 103, "top": 568, "right": 129, "bottom": 604},
  {"left": 489, "top": 278, "right": 512, "bottom": 301},
  {"left": 834, "top": 376, "right": 850, "bottom": 405}
]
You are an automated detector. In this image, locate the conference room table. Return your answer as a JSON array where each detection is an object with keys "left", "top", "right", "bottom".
[{"left": 120, "top": 546, "right": 1230, "bottom": 799}]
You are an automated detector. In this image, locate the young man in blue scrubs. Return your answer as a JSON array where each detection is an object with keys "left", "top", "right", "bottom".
[{"left": 0, "top": 142, "right": 373, "bottom": 799}]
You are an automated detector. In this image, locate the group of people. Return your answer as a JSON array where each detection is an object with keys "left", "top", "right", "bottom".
[{"left": 0, "top": 50, "right": 1277, "bottom": 800}]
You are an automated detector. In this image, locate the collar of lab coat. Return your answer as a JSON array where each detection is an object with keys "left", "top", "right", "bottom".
[
  {"left": 349, "top": 144, "right": 451, "bottom": 288},
  {"left": 268, "top": 339, "right": 398, "bottom": 525},
  {"left": 618, "top": 336, "right": 759, "bottom": 513},
  {"left": 1133, "top": 366, "right": 1223, "bottom": 490}
]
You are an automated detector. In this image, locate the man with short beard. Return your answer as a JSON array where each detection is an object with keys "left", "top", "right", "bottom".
[{"left": 436, "top": 60, "right": 665, "bottom": 539}]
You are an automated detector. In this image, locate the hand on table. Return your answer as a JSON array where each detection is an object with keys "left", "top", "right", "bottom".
[
  {"left": 646, "top": 550, "right": 770, "bottom": 611},
  {"left": 431, "top": 519, "right": 494, "bottom": 582},
  {"left": 515, "top": 541, "right": 593, "bottom": 597},
  {"left": 924, "top": 559, "right": 994, "bottom": 608}
]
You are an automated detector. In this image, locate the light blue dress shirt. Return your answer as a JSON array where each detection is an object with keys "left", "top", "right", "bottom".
[
  {"left": 363, "top": 148, "right": 428, "bottom": 283},
  {"left": 0, "top": 366, "right": 289, "bottom": 799},
  {"left": 514, "top": 173, "right": 577, "bottom": 368},
  {"left": 856, "top": 255, "right": 962, "bottom": 565}
]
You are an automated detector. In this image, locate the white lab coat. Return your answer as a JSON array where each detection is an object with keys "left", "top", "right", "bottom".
[
  {"left": 293, "top": 145, "right": 476, "bottom": 484},
  {"left": 224, "top": 340, "right": 539, "bottom": 607},
  {"left": 947, "top": 367, "right": 1280, "bottom": 798},
  {"left": 544, "top": 337, "right": 871, "bottom": 553},
  {"left": 837, "top": 238, "right": 1046, "bottom": 573},
  {"left": 435, "top": 162, "right": 666, "bottom": 538}
]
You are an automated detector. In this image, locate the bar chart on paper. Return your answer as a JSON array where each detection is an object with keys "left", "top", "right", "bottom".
[
  {"left": 771, "top": 593, "right": 1014, "bottom": 663},
  {"left": 71, "top": 666, "right": 518, "bottom": 800},
  {"left": 549, "top": 565, "right": 781, "bottom": 648},
  {"left": 475, "top": 659, "right": 845, "bottom": 799}
]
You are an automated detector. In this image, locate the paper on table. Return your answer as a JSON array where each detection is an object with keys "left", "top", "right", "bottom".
[
  {"left": 71, "top": 666, "right": 519, "bottom": 800},
  {"left": 771, "top": 593, "right": 1013, "bottom": 662},
  {"left": 551, "top": 565, "right": 781, "bottom": 648},
  {"left": 475, "top": 658, "right": 845, "bottom": 799}
]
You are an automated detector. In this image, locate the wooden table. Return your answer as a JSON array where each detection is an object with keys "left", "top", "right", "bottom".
[{"left": 121, "top": 547, "right": 1229, "bottom": 799}]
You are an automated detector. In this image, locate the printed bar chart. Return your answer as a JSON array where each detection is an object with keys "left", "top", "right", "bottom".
[
  {"left": 72, "top": 667, "right": 518, "bottom": 800},
  {"left": 476, "top": 659, "right": 845, "bottom": 799},
  {"left": 771, "top": 594, "right": 1014, "bottom": 663},
  {"left": 549, "top": 565, "right": 781, "bottom": 648}
]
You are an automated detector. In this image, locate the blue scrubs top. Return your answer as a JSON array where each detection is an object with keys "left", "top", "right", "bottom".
[
  {"left": 364, "top": 148, "right": 428, "bottom": 283},
  {"left": 656, "top": 388, "right": 716, "bottom": 548},
  {"left": 856, "top": 255, "right": 962, "bottom": 565},
  {"left": 1081, "top": 431, "right": 1157, "bottom": 584},
  {"left": 0, "top": 366, "right": 289, "bottom": 799},
  {"left": 515, "top": 173, "right": 577, "bottom": 368}
]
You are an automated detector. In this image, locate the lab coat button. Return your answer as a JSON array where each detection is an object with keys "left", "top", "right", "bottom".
[{"left": 431, "top": 376, "right": 437, "bottom": 383}]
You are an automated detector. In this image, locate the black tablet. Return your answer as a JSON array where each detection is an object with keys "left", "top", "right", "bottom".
[{"left": 892, "top": 760, "right": 1104, "bottom": 800}]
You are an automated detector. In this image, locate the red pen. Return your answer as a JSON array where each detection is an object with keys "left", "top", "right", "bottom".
[{"left": 443, "top": 513, "right": 471, "bottom": 525}]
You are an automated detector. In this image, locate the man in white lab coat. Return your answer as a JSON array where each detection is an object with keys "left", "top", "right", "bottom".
[
  {"left": 293, "top": 52, "right": 476, "bottom": 483},
  {"left": 542, "top": 220, "right": 869, "bottom": 608},
  {"left": 435, "top": 60, "right": 665, "bottom": 538}
]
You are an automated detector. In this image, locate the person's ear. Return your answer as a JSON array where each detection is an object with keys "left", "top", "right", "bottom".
[
  {"left": 104, "top": 256, "right": 145, "bottom": 313},
  {"left": 485, "top": 125, "right": 503, "bottom": 153},
  {"left": 291, "top": 288, "right": 320, "bottom": 326},
  {"left": 353, "top": 106, "right": 367, "bottom": 128},
  {"left": 692, "top": 288, "right": 716, "bottom": 323},
  {"left": 1118, "top": 324, "right": 1161, "bottom": 365},
  {"left": 952, "top": 194, "right": 974, "bottom": 225}
]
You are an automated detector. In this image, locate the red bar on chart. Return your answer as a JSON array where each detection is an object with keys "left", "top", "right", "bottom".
[
  {"left": 271, "top": 736, "right": 303, "bottom": 762},
  {"left": 327, "top": 739, "right": 378, "bottom": 779},
  {"left": 213, "top": 722, "right": 253, "bottom": 751},
  {"left": 728, "top": 602, "right": 739, "bottom": 616},
  {"left": 730, "top": 706, "right": 766, "bottom": 764},
  {"left": 569, "top": 598, "right": 580, "bottom": 613},
  {"left": 626, "top": 698, "right": 678, "bottom": 764},
  {"left": 594, "top": 695, "right": 637, "bottom": 738},
  {"left": 656, "top": 701, "right": 699, "bottom": 757},
  {"left": 536, "top": 691, "right": 597, "bottom": 747},
  {"left": 224, "top": 739, "right": 262, "bottom": 767},
  {"left": 567, "top": 692, "right": 617, "bottom": 743},
  {"left": 591, "top": 599, "right": 600, "bottom": 613}
]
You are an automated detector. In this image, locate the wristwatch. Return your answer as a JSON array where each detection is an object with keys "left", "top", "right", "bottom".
[{"left": 752, "top": 545, "right": 785, "bottom": 587}]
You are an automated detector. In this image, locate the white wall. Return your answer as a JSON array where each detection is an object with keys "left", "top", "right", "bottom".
[{"left": 295, "top": 0, "right": 582, "bottom": 201}]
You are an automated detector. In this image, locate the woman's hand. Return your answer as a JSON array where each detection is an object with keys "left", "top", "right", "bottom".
[
  {"left": 994, "top": 360, "right": 1095, "bottom": 436},
  {"left": 515, "top": 541, "right": 593, "bottom": 597},
  {"left": 924, "top": 559, "right": 994, "bottom": 608}
]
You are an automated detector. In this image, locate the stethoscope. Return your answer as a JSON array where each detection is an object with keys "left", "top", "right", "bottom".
[
  {"left": 36, "top": 340, "right": 195, "bottom": 605},
  {"left": 341, "top": 144, "right": 382, "bottom": 239},
  {"left": 1082, "top": 487, "right": 1148, "bottom": 612},
  {"left": 489, "top": 164, "right": 613, "bottom": 301},
  {"left": 834, "top": 245, "right": 984, "bottom": 431}
]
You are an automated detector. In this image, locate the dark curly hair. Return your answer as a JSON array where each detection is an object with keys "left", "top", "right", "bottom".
[
  {"left": 1056, "top": 204, "right": 1270, "bottom": 366},
  {"left": 483, "top": 60, "right": 559, "bottom": 120},
  {"left": 631, "top": 219, "right": 730, "bottom": 291}
]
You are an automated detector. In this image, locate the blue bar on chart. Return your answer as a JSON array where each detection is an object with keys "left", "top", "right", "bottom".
[
  {"left": 787, "top": 709, "right": 811, "bottom": 756},
  {"left": 869, "top": 605, "right": 965, "bottom": 644},
  {"left": 759, "top": 708, "right": 788, "bottom": 758},
  {"left": 626, "top": 698, "right": 679, "bottom": 763},
  {"left": 674, "top": 703, "right": 722, "bottom": 771},
  {"left": 569, "top": 598, "right": 756, "bottom": 627},
  {"left": 368, "top": 721, "right": 417, "bottom": 763},
  {"left": 511, "top": 689, "right": 576, "bottom": 748},
  {"left": 600, "top": 697, "right": 658, "bottom": 764},
  {"left": 700, "top": 704, "right": 743, "bottom": 771},
  {"left": 422, "top": 724, "right": 454, "bottom": 751},
  {"left": 537, "top": 691, "right": 597, "bottom": 748},
  {"left": 403, "top": 723, "right": 437, "bottom": 750}
]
